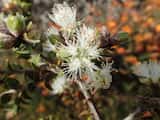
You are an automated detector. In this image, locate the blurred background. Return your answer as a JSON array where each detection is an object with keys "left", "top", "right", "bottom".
[{"left": 0, "top": 0, "right": 160, "bottom": 120}]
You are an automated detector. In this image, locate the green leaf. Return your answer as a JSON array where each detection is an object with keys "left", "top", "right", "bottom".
[
  {"left": 4, "top": 78, "right": 20, "bottom": 89},
  {"left": 29, "top": 54, "right": 42, "bottom": 66},
  {"left": 48, "top": 35, "right": 59, "bottom": 44},
  {"left": 42, "top": 51, "right": 57, "bottom": 63},
  {"left": 6, "top": 14, "right": 26, "bottom": 35},
  {"left": 20, "top": 1, "right": 32, "bottom": 9},
  {"left": 87, "top": 116, "right": 93, "bottom": 120},
  {"left": 7, "top": 62, "right": 23, "bottom": 71},
  {"left": 26, "top": 21, "right": 33, "bottom": 31},
  {"left": 117, "top": 32, "right": 129, "bottom": 40},
  {"left": 13, "top": 44, "right": 32, "bottom": 58},
  {"left": 1, "top": 94, "right": 12, "bottom": 104},
  {"left": 139, "top": 53, "right": 150, "bottom": 61}
]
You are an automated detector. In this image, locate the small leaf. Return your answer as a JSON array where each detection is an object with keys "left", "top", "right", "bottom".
[
  {"left": 6, "top": 14, "right": 26, "bottom": 35},
  {"left": 1, "top": 94, "right": 12, "bottom": 104},
  {"left": 4, "top": 78, "right": 20, "bottom": 89},
  {"left": 117, "top": 32, "right": 129, "bottom": 40},
  {"left": 7, "top": 62, "right": 23, "bottom": 71},
  {"left": 48, "top": 35, "right": 59, "bottom": 44},
  {"left": 29, "top": 54, "right": 42, "bottom": 66},
  {"left": 24, "top": 32, "right": 40, "bottom": 44},
  {"left": 13, "top": 44, "right": 32, "bottom": 58},
  {"left": 26, "top": 21, "right": 33, "bottom": 31}
]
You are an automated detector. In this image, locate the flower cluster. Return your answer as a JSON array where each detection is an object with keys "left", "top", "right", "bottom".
[
  {"left": 45, "top": 2, "right": 113, "bottom": 94},
  {"left": 132, "top": 61, "right": 160, "bottom": 84}
]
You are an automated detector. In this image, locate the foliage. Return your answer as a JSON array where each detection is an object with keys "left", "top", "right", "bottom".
[{"left": 0, "top": 0, "right": 160, "bottom": 120}]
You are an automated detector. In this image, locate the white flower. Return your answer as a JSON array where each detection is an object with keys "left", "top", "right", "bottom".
[
  {"left": 46, "top": 27, "right": 59, "bottom": 36},
  {"left": 86, "top": 62, "right": 112, "bottom": 90},
  {"left": 100, "top": 62, "right": 113, "bottom": 85},
  {"left": 58, "top": 40, "right": 78, "bottom": 58},
  {"left": 76, "top": 25, "right": 100, "bottom": 59},
  {"left": 47, "top": 16, "right": 113, "bottom": 90},
  {"left": 132, "top": 61, "right": 160, "bottom": 84},
  {"left": 51, "top": 74, "right": 67, "bottom": 94},
  {"left": 76, "top": 25, "right": 96, "bottom": 47},
  {"left": 64, "top": 58, "right": 81, "bottom": 80},
  {"left": 49, "top": 2, "right": 76, "bottom": 31},
  {"left": 55, "top": 25, "right": 101, "bottom": 81},
  {"left": 81, "top": 58, "right": 98, "bottom": 70}
]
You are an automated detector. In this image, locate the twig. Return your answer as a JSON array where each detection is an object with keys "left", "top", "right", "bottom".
[{"left": 76, "top": 80, "right": 101, "bottom": 120}]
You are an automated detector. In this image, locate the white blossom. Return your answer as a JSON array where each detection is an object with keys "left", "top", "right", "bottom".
[
  {"left": 51, "top": 74, "right": 67, "bottom": 94},
  {"left": 47, "top": 3, "right": 113, "bottom": 91},
  {"left": 49, "top": 2, "right": 76, "bottom": 32},
  {"left": 132, "top": 61, "right": 160, "bottom": 84},
  {"left": 100, "top": 62, "right": 113, "bottom": 87},
  {"left": 86, "top": 62, "right": 112, "bottom": 90},
  {"left": 76, "top": 25, "right": 100, "bottom": 59},
  {"left": 76, "top": 25, "right": 97, "bottom": 47},
  {"left": 55, "top": 25, "right": 101, "bottom": 81},
  {"left": 46, "top": 27, "right": 59, "bottom": 36}
]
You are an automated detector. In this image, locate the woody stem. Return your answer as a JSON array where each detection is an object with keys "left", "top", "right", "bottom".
[{"left": 76, "top": 80, "right": 101, "bottom": 120}]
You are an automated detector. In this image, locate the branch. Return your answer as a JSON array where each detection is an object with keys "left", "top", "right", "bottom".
[{"left": 76, "top": 80, "right": 101, "bottom": 120}]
